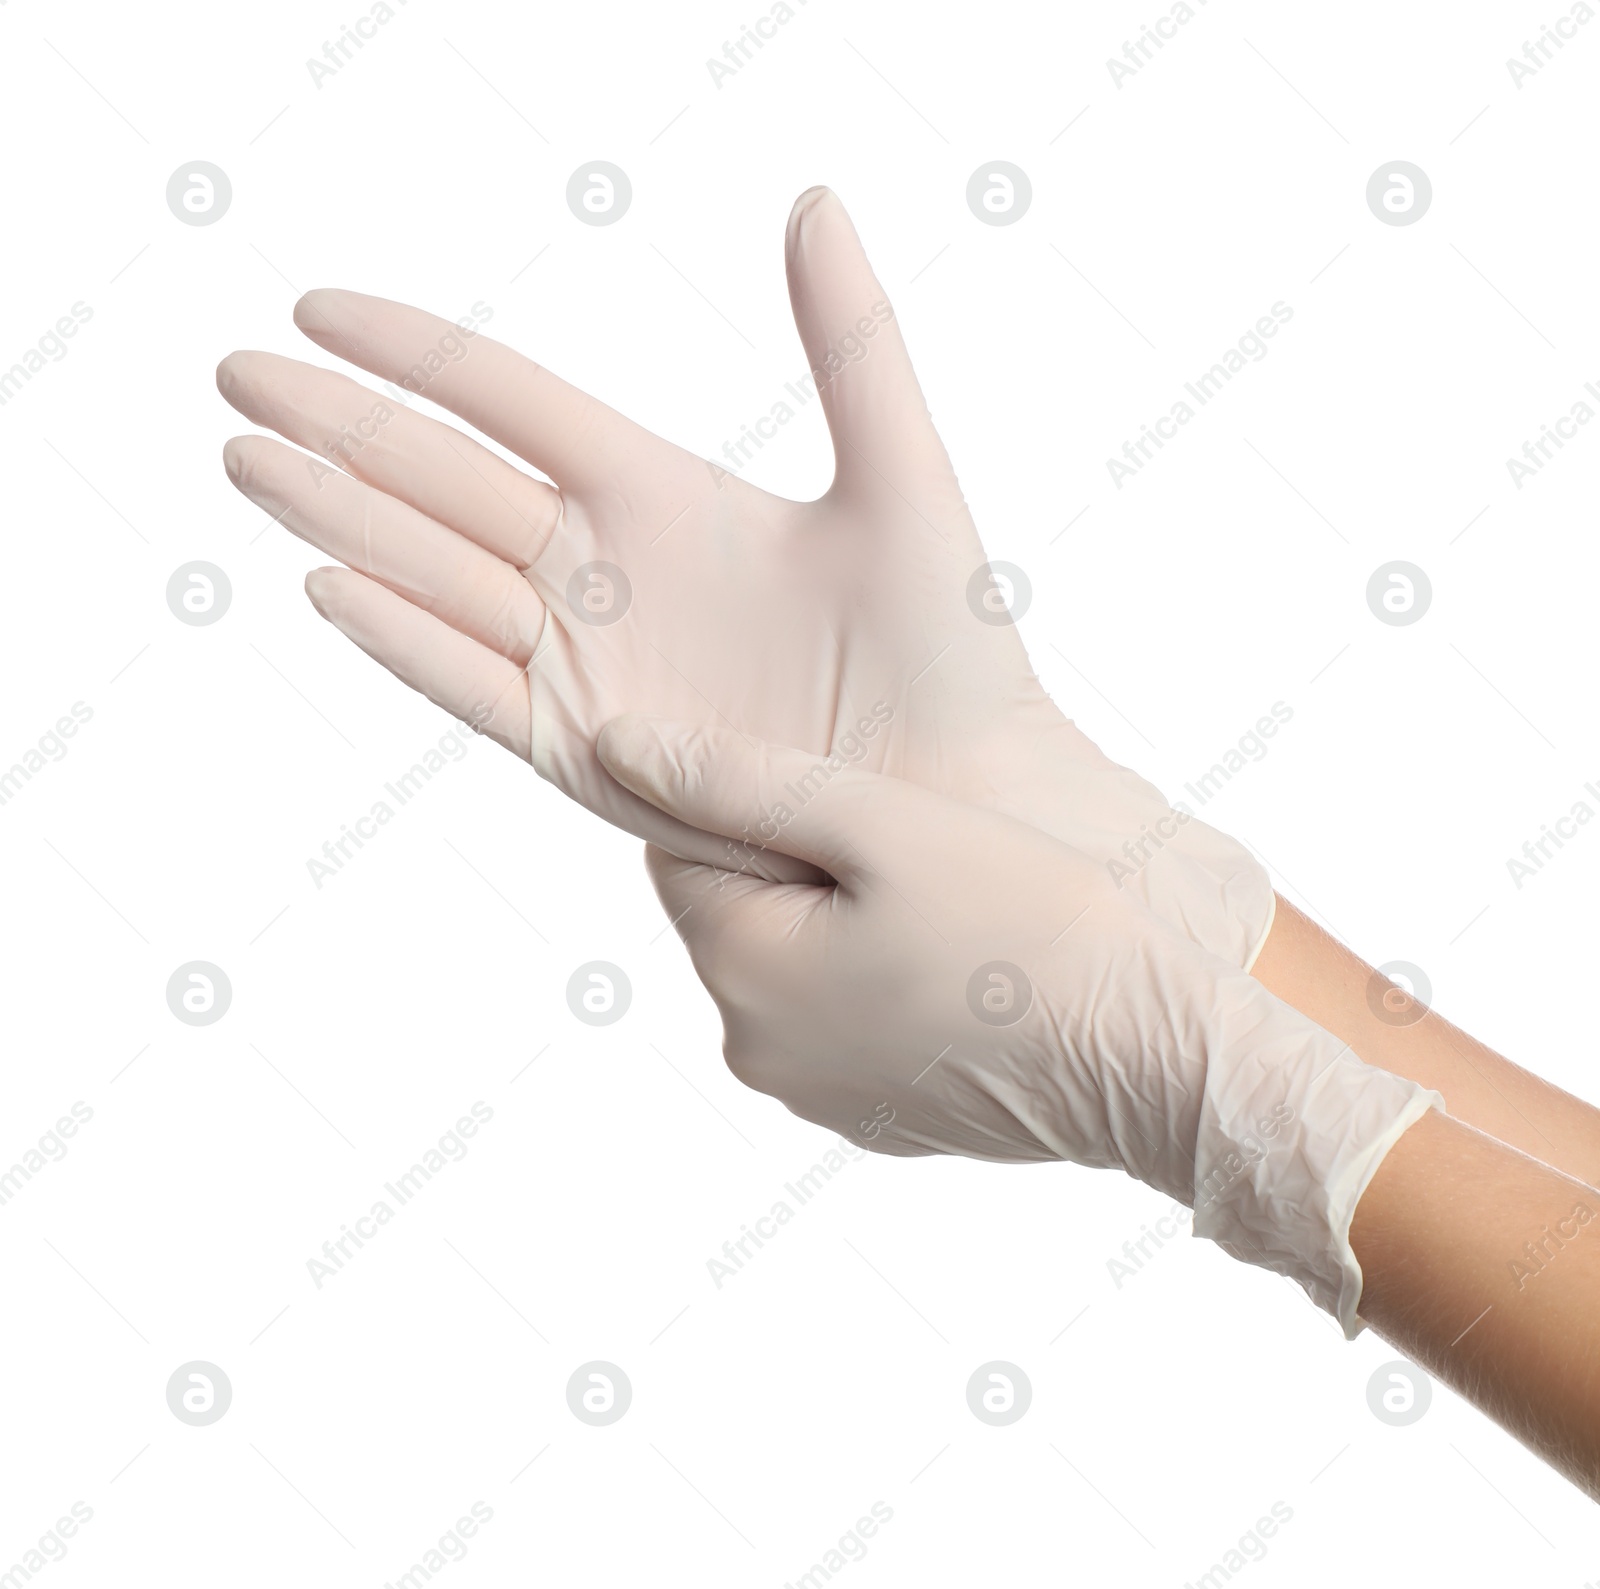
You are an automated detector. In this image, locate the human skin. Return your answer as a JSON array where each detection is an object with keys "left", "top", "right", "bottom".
[
  {"left": 1253, "top": 898, "right": 1600, "bottom": 1191},
  {"left": 1351, "top": 1107, "right": 1600, "bottom": 1500},
  {"left": 1260, "top": 901, "right": 1600, "bottom": 1493}
]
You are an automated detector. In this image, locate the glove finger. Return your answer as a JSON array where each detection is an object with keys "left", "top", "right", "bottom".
[
  {"left": 293, "top": 289, "right": 671, "bottom": 494},
  {"left": 305, "top": 566, "right": 534, "bottom": 755},
  {"left": 217, "top": 349, "right": 560, "bottom": 570},
  {"left": 225, "top": 433, "right": 546, "bottom": 667}
]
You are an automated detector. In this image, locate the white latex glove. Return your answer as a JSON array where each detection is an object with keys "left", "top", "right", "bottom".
[
  {"left": 218, "top": 188, "right": 1271, "bottom": 948},
  {"left": 595, "top": 712, "right": 1440, "bottom": 1337}
]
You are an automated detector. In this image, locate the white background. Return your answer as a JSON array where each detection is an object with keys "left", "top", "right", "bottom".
[{"left": 3, "top": 0, "right": 1599, "bottom": 1583}]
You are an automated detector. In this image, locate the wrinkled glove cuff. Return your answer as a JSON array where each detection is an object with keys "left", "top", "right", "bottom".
[{"left": 1190, "top": 999, "right": 1443, "bottom": 1338}]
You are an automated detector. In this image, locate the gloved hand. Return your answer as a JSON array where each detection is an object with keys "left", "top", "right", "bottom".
[
  {"left": 596, "top": 712, "right": 1440, "bottom": 1337},
  {"left": 218, "top": 188, "right": 1272, "bottom": 949}
]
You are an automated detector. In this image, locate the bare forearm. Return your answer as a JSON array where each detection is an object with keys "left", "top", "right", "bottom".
[
  {"left": 1252, "top": 896, "right": 1600, "bottom": 1188},
  {"left": 1351, "top": 1108, "right": 1600, "bottom": 1499}
]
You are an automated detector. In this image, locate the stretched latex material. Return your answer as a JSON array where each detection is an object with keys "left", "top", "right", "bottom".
[
  {"left": 598, "top": 713, "right": 1440, "bottom": 1338},
  {"left": 218, "top": 187, "right": 1273, "bottom": 961}
]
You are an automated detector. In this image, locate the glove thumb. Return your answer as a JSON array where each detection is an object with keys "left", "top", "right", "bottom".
[{"left": 785, "top": 187, "right": 954, "bottom": 499}]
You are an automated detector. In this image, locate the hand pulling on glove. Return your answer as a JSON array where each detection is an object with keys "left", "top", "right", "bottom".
[{"left": 597, "top": 712, "right": 1440, "bottom": 1338}]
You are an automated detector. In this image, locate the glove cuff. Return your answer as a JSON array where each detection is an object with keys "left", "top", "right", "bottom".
[{"left": 1189, "top": 991, "right": 1443, "bottom": 1337}]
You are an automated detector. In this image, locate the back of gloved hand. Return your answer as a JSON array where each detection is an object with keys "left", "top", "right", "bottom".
[
  {"left": 597, "top": 713, "right": 1440, "bottom": 1338},
  {"left": 218, "top": 187, "right": 1272, "bottom": 962}
]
